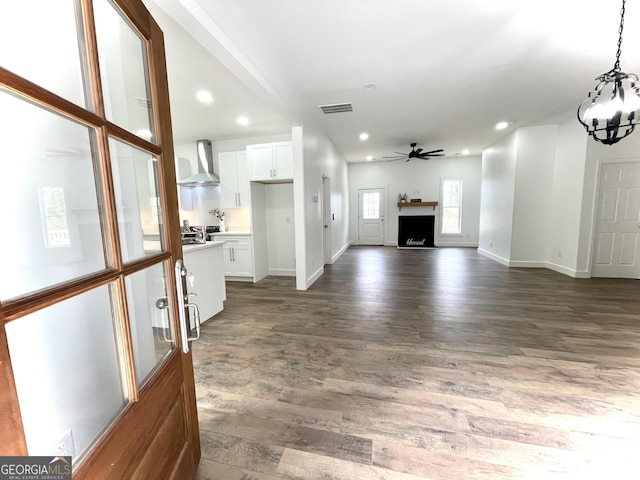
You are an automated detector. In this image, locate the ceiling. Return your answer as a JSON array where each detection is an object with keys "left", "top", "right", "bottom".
[{"left": 145, "top": 0, "right": 640, "bottom": 162}]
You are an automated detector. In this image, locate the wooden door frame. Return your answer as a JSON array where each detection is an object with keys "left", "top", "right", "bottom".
[{"left": 0, "top": 0, "right": 200, "bottom": 476}]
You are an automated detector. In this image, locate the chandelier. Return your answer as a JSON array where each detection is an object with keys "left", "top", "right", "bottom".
[{"left": 577, "top": 0, "right": 640, "bottom": 145}]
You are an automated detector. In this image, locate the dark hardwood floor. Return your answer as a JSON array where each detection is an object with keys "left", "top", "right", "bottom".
[{"left": 192, "top": 246, "right": 640, "bottom": 479}]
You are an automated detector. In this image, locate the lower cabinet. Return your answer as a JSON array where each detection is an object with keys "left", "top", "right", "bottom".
[
  {"left": 182, "top": 243, "right": 226, "bottom": 322},
  {"left": 213, "top": 235, "right": 254, "bottom": 280}
]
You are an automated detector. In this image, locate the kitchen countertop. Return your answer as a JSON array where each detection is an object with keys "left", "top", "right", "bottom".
[
  {"left": 182, "top": 240, "right": 226, "bottom": 252},
  {"left": 211, "top": 231, "right": 252, "bottom": 236}
]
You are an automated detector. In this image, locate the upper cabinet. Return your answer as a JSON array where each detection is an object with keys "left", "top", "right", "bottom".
[
  {"left": 247, "top": 141, "right": 293, "bottom": 182},
  {"left": 219, "top": 151, "right": 250, "bottom": 208}
]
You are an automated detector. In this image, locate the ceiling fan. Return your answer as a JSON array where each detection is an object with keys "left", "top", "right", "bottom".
[{"left": 384, "top": 143, "right": 445, "bottom": 162}]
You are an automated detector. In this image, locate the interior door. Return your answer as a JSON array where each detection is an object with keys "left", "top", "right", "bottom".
[
  {"left": 592, "top": 162, "right": 640, "bottom": 278},
  {"left": 0, "top": 0, "right": 200, "bottom": 478},
  {"left": 322, "top": 175, "right": 332, "bottom": 264},
  {"left": 358, "top": 188, "right": 385, "bottom": 245}
]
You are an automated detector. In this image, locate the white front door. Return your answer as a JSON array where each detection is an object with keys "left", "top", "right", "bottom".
[
  {"left": 592, "top": 161, "right": 640, "bottom": 278},
  {"left": 358, "top": 188, "right": 385, "bottom": 245}
]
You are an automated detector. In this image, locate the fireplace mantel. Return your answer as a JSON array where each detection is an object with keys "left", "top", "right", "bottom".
[{"left": 397, "top": 201, "right": 438, "bottom": 211}]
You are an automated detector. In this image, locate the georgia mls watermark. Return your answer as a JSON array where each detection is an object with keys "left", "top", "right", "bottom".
[{"left": 0, "top": 456, "right": 71, "bottom": 480}]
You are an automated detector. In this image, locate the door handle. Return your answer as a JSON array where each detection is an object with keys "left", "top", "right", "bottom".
[
  {"left": 238, "top": 193, "right": 241, "bottom": 206},
  {"left": 175, "top": 259, "right": 201, "bottom": 353},
  {"left": 185, "top": 302, "right": 201, "bottom": 342},
  {"left": 154, "top": 297, "right": 172, "bottom": 343}
]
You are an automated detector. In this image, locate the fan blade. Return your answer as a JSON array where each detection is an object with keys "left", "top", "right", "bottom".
[
  {"left": 417, "top": 154, "right": 445, "bottom": 158},
  {"left": 422, "top": 149, "right": 444, "bottom": 155},
  {"left": 386, "top": 158, "right": 405, "bottom": 162},
  {"left": 393, "top": 151, "right": 408, "bottom": 155},
  {"left": 414, "top": 148, "right": 423, "bottom": 155},
  {"left": 382, "top": 155, "right": 406, "bottom": 159}
]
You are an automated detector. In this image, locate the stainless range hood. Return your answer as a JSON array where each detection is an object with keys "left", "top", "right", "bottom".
[{"left": 177, "top": 139, "right": 220, "bottom": 186}]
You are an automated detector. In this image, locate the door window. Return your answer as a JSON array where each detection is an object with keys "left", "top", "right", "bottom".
[
  {"left": 0, "top": 91, "right": 107, "bottom": 301},
  {"left": 94, "top": 0, "right": 155, "bottom": 142},
  {"left": 0, "top": 0, "right": 90, "bottom": 108},
  {"left": 362, "top": 191, "right": 381, "bottom": 219},
  {"left": 6, "top": 286, "right": 126, "bottom": 461}
]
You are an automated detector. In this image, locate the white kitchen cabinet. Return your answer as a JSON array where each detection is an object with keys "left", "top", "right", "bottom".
[
  {"left": 213, "top": 234, "right": 254, "bottom": 280},
  {"left": 182, "top": 242, "right": 226, "bottom": 322},
  {"left": 219, "top": 151, "right": 250, "bottom": 208},
  {"left": 247, "top": 141, "right": 293, "bottom": 181}
]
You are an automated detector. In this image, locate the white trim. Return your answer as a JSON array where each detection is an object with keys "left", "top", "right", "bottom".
[
  {"left": 477, "top": 248, "right": 510, "bottom": 266},
  {"left": 509, "top": 260, "right": 546, "bottom": 268},
  {"left": 268, "top": 269, "right": 296, "bottom": 277},
  {"left": 332, "top": 242, "right": 350, "bottom": 263},
  {"left": 437, "top": 241, "right": 479, "bottom": 247},
  {"left": 306, "top": 265, "right": 325, "bottom": 289},
  {"left": 440, "top": 177, "right": 463, "bottom": 235},
  {"left": 546, "top": 262, "right": 590, "bottom": 278}
]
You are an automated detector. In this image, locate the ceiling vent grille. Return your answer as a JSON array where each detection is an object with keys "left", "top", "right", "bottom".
[{"left": 319, "top": 102, "right": 353, "bottom": 114}]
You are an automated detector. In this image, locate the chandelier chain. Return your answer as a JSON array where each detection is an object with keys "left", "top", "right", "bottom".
[{"left": 614, "top": 0, "right": 626, "bottom": 71}]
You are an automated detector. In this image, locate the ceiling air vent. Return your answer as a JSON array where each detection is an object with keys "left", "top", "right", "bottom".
[{"left": 319, "top": 102, "right": 353, "bottom": 114}]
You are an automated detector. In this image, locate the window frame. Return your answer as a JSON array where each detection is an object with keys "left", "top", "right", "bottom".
[{"left": 440, "top": 178, "right": 463, "bottom": 236}]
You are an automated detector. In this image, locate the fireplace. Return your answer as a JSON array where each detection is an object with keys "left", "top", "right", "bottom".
[{"left": 398, "top": 215, "right": 436, "bottom": 248}]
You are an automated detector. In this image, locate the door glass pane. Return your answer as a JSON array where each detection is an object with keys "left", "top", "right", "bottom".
[
  {"left": 0, "top": 90, "right": 107, "bottom": 301},
  {"left": 0, "top": 0, "right": 88, "bottom": 108},
  {"left": 362, "top": 192, "right": 380, "bottom": 219},
  {"left": 5, "top": 286, "right": 126, "bottom": 464},
  {"left": 94, "top": 0, "right": 155, "bottom": 143},
  {"left": 109, "top": 137, "right": 165, "bottom": 262},
  {"left": 125, "top": 262, "right": 173, "bottom": 387}
]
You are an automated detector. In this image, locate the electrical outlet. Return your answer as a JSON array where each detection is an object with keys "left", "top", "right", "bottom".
[
  {"left": 490, "top": 241, "right": 493, "bottom": 247},
  {"left": 56, "top": 430, "right": 75, "bottom": 457},
  {"left": 557, "top": 251, "right": 562, "bottom": 258}
]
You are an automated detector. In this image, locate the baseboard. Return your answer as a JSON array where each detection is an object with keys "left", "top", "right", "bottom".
[
  {"left": 268, "top": 268, "right": 296, "bottom": 277},
  {"left": 331, "top": 242, "right": 350, "bottom": 263},
  {"left": 479, "top": 249, "right": 592, "bottom": 278},
  {"left": 508, "top": 260, "right": 547, "bottom": 268},
  {"left": 477, "top": 248, "right": 510, "bottom": 266},
  {"left": 306, "top": 265, "right": 325, "bottom": 289},
  {"left": 546, "top": 262, "right": 590, "bottom": 278},
  {"left": 437, "top": 241, "right": 479, "bottom": 247},
  {"left": 224, "top": 276, "right": 253, "bottom": 283}
]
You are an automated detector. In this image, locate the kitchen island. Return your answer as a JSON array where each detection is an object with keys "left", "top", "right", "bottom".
[{"left": 182, "top": 240, "right": 226, "bottom": 323}]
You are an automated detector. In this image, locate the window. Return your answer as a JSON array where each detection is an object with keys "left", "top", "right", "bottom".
[
  {"left": 441, "top": 179, "right": 462, "bottom": 234},
  {"left": 39, "top": 186, "right": 70, "bottom": 246},
  {"left": 362, "top": 191, "right": 380, "bottom": 219}
]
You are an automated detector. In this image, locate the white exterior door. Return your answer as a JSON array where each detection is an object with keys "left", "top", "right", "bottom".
[
  {"left": 592, "top": 162, "right": 640, "bottom": 278},
  {"left": 358, "top": 188, "right": 385, "bottom": 245}
]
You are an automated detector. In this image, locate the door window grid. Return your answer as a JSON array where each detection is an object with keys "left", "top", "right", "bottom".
[
  {"left": 442, "top": 179, "right": 462, "bottom": 234},
  {"left": 362, "top": 192, "right": 380, "bottom": 219}
]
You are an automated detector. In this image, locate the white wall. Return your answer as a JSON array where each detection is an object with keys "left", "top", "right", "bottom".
[
  {"left": 265, "top": 183, "right": 295, "bottom": 275},
  {"left": 294, "top": 125, "right": 350, "bottom": 289},
  {"left": 478, "top": 133, "right": 518, "bottom": 263},
  {"left": 348, "top": 155, "right": 482, "bottom": 247},
  {"left": 510, "top": 125, "right": 557, "bottom": 264},
  {"left": 548, "top": 118, "right": 588, "bottom": 276}
]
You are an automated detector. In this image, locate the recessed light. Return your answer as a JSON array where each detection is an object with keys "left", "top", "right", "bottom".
[
  {"left": 359, "top": 132, "right": 369, "bottom": 141},
  {"left": 495, "top": 121, "right": 509, "bottom": 130},
  {"left": 363, "top": 83, "right": 377, "bottom": 90},
  {"left": 196, "top": 90, "right": 213, "bottom": 104},
  {"left": 237, "top": 116, "right": 250, "bottom": 126},
  {"left": 462, "top": 149, "right": 470, "bottom": 155},
  {"left": 366, "top": 155, "right": 373, "bottom": 161}
]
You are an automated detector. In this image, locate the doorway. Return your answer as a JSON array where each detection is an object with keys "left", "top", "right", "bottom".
[
  {"left": 358, "top": 188, "right": 385, "bottom": 245},
  {"left": 592, "top": 161, "right": 640, "bottom": 278}
]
